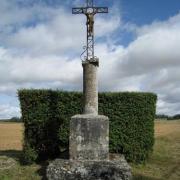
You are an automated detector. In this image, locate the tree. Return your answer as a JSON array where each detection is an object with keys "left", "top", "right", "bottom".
[{"left": 10, "top": 117, "right": 22, "bottom": 122}]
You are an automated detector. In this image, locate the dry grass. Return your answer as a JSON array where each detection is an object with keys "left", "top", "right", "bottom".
[
  {"left": 155, "top": 120, "right": 180, "bottom": 137},
  {"left": 0, "top": 122, "right": 23, "bottom": 150}
]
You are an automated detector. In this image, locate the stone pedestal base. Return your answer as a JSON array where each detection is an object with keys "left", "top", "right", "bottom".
[
  {"left": 47, "top": 155, "right": 132, "bottom": 180},
  {"left": 70, "top": 114, "right": 109, "bottom": 160}
]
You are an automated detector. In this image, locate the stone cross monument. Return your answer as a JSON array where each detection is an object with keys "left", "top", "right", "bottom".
[
  {"left": 70, "top": 0, "right": 109, "bottom": 161},
  {"left": 47, "top": 1, "right": 131, "bottom": 179}
]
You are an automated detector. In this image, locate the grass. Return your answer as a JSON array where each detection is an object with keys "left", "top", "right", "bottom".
[
  {"left": 0, "top": 156, "right": 47, "bottom": 180},
  {"left": 132, "top": 120, "right": 180, "bottom": 180},
  {"left": 0, "top": 120, "right": 179, "bottom": 180}
]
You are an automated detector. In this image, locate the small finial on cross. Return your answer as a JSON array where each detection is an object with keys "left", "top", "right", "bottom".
[{"left": 87, "top": 0, "right": 94, "bottom": 7}]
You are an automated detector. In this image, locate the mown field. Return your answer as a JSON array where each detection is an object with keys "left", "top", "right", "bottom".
[
  {"left": 0, "top": 122, "right": 23, "bottom": 150},
  {"left": 0, "top": 120, "right": 179, "bottom": 180}
]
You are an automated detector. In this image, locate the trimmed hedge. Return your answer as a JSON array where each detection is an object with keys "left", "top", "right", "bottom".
[{"left": 18, "top": 90, "right": 157, "bottom": 164}]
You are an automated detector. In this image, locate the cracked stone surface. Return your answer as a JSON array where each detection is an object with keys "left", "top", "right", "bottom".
[{"left": 47, "top": 155, "right": 132, "bottom": 180}]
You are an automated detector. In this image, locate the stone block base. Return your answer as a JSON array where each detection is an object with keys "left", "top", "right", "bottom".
[
  {"left": 70, "top": 114, "right": 109, "bottom": 160},
  {"left": 46, "top": 155, "right": 132, "bottom": 180}
]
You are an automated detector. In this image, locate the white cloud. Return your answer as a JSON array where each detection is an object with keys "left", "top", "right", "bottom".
[
  {"left": 0, "top": 47, "right": 82, "bottom": 84},
  {"left": 0, "top": 104, "right": 20, "bottom": 119},
  {"left": 0, "top": 0, "right": 59, "bottom": 37},
  {"left": 95, "top": 14, "right": 121, "bottom": 37},
  {"left": 3, "top": 9, "right": 85, "bottom": 56}
]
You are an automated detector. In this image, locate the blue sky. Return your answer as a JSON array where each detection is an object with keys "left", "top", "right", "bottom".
[
  {"left": 0, "top": 0, "right": 180, "bottom": 118},
  {"left": 121, "top": 0, "right": 180, "bottom": 24}
]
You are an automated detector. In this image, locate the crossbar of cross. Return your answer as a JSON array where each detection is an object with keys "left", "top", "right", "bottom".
[{"left": 72, "top": 7, "right": 108, "bottom": 14}]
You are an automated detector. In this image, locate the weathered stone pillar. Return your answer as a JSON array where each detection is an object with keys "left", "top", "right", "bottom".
[
  {"left": 82, "top": 60, "right": 98, "bottom": 115},
  {"left": 69, "top": 114, "right": 109, "bottom": 160}
]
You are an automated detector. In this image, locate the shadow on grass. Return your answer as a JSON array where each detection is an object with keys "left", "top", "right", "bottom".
[
  {"left": 133, "top": 174, "right": 162, "bottom": 180},
  {"left": 0, "top": 150, "right": 22, "bottom": 161}
]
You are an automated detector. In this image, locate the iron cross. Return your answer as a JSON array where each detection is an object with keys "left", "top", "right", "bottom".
[{"left": 72, "top": 0, "right": 108, "bottom": 62}]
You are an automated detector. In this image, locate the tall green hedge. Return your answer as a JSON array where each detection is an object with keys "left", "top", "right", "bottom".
[{"left": 18, "top": 90, "right": 157, "bottom": 164}]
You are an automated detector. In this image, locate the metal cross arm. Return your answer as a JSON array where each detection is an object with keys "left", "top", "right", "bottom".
[
  {"left": 94, "top": 7, "right": 108, "bottom": 13},
  {"left": 72, "top": 7, "right": 108, "bottom": 14},
  {"left": 72, "top": 7, "right": 87, "bottom": 14}
]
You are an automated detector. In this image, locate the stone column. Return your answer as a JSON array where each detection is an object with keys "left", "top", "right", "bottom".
[{"left": 82, "top": 60, "right": 98, "bottom": 115}]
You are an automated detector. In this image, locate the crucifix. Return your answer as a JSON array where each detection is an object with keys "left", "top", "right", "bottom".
[
  {"left": 70, "top": 0, "right": 109, "bottom": 163},
  {"left": 72, "top": 0, "right": 108, "bottom": 115},
  {"left": 72, "top": 0, "right": 108, "bottom": 62}
]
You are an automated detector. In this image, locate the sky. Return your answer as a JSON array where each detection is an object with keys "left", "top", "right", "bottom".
[{"left": 0, "top": 0, "right": 180, "bottom": 119}]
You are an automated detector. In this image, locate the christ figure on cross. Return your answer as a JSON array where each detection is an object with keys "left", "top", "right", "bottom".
[{"left": 86, "top": 11, "right": 96, "bottom": 36}]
